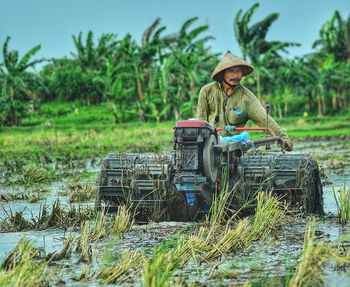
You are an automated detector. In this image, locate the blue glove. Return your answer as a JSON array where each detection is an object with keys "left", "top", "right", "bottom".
[
  {"left": 224, "top": 125, "right": 236, "bottom": 132},
  {"left": 220, "top": 131, "right": 250, "bottom": 142}
]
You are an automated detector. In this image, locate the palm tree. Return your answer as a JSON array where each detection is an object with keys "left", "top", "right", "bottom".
[{"left": 0, "top": 37, "right": 43, "bottom": 125}]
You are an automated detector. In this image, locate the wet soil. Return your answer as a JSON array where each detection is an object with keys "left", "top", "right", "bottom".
[{"left": 0, "top": 139, "right": 350, "bottom": 286}]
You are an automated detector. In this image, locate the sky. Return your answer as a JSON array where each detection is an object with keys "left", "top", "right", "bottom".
[{"left": 1, "top": 0, "right": 349, "bottom": 65}]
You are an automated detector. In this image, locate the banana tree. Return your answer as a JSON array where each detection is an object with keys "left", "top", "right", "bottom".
[
  {"left": 234, "top": 3, "right": 300, "bottom": 101},
  {"left": 72, "top": 31, "right": 118, "bottom": 71},
  {"left": 0, "top": 37, "right": 43, "bottom": 125},
  {"left": 313, "top": 11, "right": 350, "bottom": 64},
  {"left": 163, "top": 17, "right": 217, "bottom": 119}
]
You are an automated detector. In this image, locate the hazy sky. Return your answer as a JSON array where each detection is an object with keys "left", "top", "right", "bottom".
[{"left": 1, "top": 0, "right": 349, "bottom": 64}]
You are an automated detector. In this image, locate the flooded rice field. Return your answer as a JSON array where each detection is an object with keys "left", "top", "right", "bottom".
[{"left": 1, "top": 139, "right": 350, "bottom": 286}]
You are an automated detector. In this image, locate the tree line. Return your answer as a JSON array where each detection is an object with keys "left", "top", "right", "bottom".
[{"left": 0, "top": 3, "right": 349, "bottom": 126}]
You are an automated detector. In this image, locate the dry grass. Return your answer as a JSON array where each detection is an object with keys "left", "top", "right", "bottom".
[
  {"left": 0, "top": 199, "right": 95, "bottom": 232},
  {"left": 0, "top": 190, "right": 29, "bottom": 202},
  {"left": 187, "top": 191, "right": 287, "bottom": 261},
  {"left": 76, "top": 221, "right": 92, "bottom": 262},
  {"left": 65, "top": 181, "right": 96, "bottom": 203},
  {"left": 97, "top": 250, "right": 143, "bottom": 284},
  {"left": 205, "top": 174, "right": 236, "bottom": 229},
  {"left": 0, "top": 208, "right": 31, "bottom": 231},
  {"left": 76, "top": 264, "right": 90, "bottom": 282},
  {"left": 47, "top": 234, "right": 75, "bottom": 262},
  {"left": 203, "top": 218, "right": 252, "bottom": 260},
  {"left": 250, "top": 191, "right": 287, "bottom": 240},
  {"left": 111, "top": 206, "right": 134, "bottom": 236},
  {"left": 289, "top": 218, "right": 349, "bottom": 287},
  {"left": 91, "top": 211, "right": 108, "bottom": 241},
  {"left": 0, "top": 186, "right": 49, "bottom": 203},
  {"left": 0, "top": 238, "right": 48, "bottom": 287},
  {"left": 19, "top": 164, "right": 51, "bottom": 186}
]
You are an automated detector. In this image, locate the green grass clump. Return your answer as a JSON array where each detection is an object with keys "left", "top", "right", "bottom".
[
  {"left": 333, "top": 185, "right": 350, "bottom": 225},
  {"left": 0, "top": 120, "right": 173, "bottom": 164},
  {"left": 142, "top": 240, "right": 182, "bottom": 287},
  {"left": 2, "top": 110, "right": 349, "bottom": 167}
]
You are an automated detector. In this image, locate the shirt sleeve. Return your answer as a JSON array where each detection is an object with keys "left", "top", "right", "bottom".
[
  {"left": 196, "top": 86, "right": 209, "bottom": 121},
  {"left": 246, "top": 90, "right": 289, "bottom": 139}
]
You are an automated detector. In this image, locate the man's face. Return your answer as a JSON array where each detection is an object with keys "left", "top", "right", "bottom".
[{"left": 223, "top": 66, "right": 243, "bottom": 86}]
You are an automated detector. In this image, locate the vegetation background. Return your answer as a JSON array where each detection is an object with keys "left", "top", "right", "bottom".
[{"left": 0, "top": 3, "right": 349, "bottom": 136}]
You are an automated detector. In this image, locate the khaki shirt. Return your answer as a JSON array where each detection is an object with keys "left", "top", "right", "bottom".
[{"left": 196, "top": 81, "right": 288, "bottom": 138}]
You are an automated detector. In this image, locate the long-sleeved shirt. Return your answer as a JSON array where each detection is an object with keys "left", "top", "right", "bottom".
[{"left": 196, "top": 81, "right": 288, "bottom": 139}]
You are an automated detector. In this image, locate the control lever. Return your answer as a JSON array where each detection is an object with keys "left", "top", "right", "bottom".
[{"left": 265, "top": 104, "right": 271, "bottom": 150}]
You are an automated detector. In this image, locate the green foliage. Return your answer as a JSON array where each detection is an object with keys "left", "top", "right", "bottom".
[
  {"left": 142, "top": 239, "right": 180, "bottom": 287},
  {"left": 72, "top": 31, "right": 118, "bottom": 71},
  {"left": 333, "top": 185, "right": 350, "bottom": 225},
  {"left": 313, "top": 11, "right": 350, "bottom": 63},
  {"left": 40, "top": 58, "right": 104, "bottom": 104},
  {"left": 1, "top": 9, "right": 350, "bottom": 127}
]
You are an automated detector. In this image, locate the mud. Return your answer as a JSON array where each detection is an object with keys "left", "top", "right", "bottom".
[{"left": 0, "top": 139, "right": 350, "bottom": 286}]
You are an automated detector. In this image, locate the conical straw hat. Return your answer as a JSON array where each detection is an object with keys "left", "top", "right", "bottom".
[{"left": 211, "top": 51, "right": 254, "bottom": 81}]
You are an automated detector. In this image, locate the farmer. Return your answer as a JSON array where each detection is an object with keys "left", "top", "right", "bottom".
[{"left": 196, "top": 51, "right": 293, "bottom": 151}]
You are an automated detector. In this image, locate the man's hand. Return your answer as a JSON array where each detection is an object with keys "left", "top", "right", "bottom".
[{"left": 283, "top": 138, "right": 293, "bottom": 151}]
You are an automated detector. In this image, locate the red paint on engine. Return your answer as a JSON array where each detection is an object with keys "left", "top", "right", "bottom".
[{"left": 175, "top": 120, "right": 211, "bottom": 128}]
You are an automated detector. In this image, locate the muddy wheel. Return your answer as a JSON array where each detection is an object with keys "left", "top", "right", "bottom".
[
  {"left": 299, "top": 156, "right": 324, "bottom": 214},
  {"left": 166, "top": 185, "right": 193, "bottom": 221},
  {"left": 236, "top": 153, "right": 324, "bottom": 215},
  {"left": 95, "top": 168, "right": 122, "bottom": 213},
  {"left": 95, "top": 171, "right": 104, "bottom": 212}
]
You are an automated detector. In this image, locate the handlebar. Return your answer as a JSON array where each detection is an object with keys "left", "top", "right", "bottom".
[
  {"left": 216, "top": 127, "right": 275, "bottom": 136},
  {"left": 252, "top": 136, "right": 288, "bottom": 151}
]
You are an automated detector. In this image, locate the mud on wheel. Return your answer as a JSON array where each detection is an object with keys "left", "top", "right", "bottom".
[{"left": 235, "top": 153, "right": 324, "bottom": 214}]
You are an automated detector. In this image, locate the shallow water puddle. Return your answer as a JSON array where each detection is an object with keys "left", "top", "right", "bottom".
[{"left": 0, "top": 229, "right": 68, "bottom": 261}]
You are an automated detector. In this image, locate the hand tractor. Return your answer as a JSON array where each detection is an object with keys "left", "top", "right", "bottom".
[{"left": 95, "top": 120, "right": 323, "bottom": 221}]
